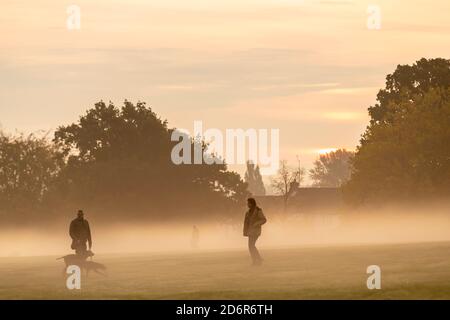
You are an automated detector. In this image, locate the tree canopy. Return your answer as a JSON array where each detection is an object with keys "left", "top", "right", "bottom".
[
  {"left": 309, "top": 149, "right": 354, "bottom": 187},
  {"left": 344, "top": 58, "right": 450, "bottom": 204},
  {"left": 368, "top": 58, "right": 450, "bottom": 125},
  {"left": 0, "top": 132, "right": 62, "bottom": 222},
  {"left": 0, "top": 101, "right": 249, "bottom": 224},
  {"left": 52, "top": 100, "right": 248, "bottom": 221}
]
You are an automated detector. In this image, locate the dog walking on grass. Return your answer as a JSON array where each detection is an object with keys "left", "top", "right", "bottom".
[{"left": 57, "top": 250, "right": 107, "bottom": 277}]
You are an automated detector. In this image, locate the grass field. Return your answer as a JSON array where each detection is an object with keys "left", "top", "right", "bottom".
[{"left": 1, "top": 241, "right": 450, "bottom": 299}]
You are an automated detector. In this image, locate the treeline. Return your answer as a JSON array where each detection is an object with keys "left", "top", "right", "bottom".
[
  {"left": 1, "top": 58, "right": 449, "bottom": 225},
  {"left": 0, "top": 101, "right": 249, "bottom": 226}
]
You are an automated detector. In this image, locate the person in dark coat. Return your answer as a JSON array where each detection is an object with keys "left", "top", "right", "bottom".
[
  {"left": 243, "top": 198, "right": 267, "bottom": 266},
  {"left": 69, "top": 210, "right": 92, "bottom": 255}
]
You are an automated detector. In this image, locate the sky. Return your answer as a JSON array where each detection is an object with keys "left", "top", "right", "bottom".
[{"left": 1, "top": 0, "right": 449, "bottom": 183}]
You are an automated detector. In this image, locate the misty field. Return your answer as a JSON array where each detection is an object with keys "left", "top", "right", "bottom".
[{"left": 1, "top": 242, "right": 450, "bottom": 300}]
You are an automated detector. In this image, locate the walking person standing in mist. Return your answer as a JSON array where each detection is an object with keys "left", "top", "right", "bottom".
[
  {"left": 69, "top": 209, "right": 92, "bottom": 255},
  {"left": 243, "top": 198, "right": 267, "bottom": 266},
  {"left": 191, "top": 225, "right": 200, "bottom": 249}
]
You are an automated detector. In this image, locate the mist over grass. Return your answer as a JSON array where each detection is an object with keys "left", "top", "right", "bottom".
[{"left": 1, "top": 202, "right": 450, "bottom": 258}]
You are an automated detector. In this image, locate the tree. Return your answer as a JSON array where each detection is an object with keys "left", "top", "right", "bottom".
[
  {"left": 309, "top": 149, "right": 354, "bottom": 187},
  {"left": 52, "top": 100, "right": 249, "bottom": 221},
  {"left": 368, "top": 58, "right": 450, "bottom": 125},
  {"left": 344, "top": 58, "right": 450, "bottom": 204},
  {"left": 244, "top": 161, "right": 266, "bottom": 196},
  {"left": 270, "top": 160, "right": 305, "bottom": 210},
  {"left": 0, "top": 132, "right": 62, "bottom": 222}
]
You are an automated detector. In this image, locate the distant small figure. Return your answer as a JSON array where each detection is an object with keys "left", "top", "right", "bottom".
[
  {"left": 69, "top": 210, "right": 92, "bottom": 255},
  {"left": 287, "top": 179, "right": 299, "bottom": 197},
  {"left": 191, "top": 225, "right": 200, "bottom": 249},
  {"left": 243, "top": 198, "right": 267, "bottom": 266}
]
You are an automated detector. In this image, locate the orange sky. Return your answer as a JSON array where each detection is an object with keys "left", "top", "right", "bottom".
[{"left": 1, "top": 0, "right": 449, "bottom": 182}]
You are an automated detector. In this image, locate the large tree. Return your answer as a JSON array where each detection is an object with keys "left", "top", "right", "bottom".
[
  {"left": 52, "top": 100, "right": 249, "bottom": 221},
  {"left": 309, "top": 149, "right": 354, "bottom": 187},
  {"left": 344, "top": 58, "right": 450, "bottom": 204}
]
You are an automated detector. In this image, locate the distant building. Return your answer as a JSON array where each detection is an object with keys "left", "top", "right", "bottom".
[{"left": 255, "top": 187, "right": 344, "bottom": 215}]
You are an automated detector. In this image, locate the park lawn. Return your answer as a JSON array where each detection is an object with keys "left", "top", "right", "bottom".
[{"left": 0, "top": 242, "right": 449, "bottom": 299}]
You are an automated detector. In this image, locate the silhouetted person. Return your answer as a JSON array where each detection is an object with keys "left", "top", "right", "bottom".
[
  {"left": 243, "top": 198, "right": 267, "bottom": 266},
  {"left": 191, "top": 225, "right": 199, "bottom": 249},
  {"left": 69, "top": 210, "right": 92, "bottom": 255}
]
